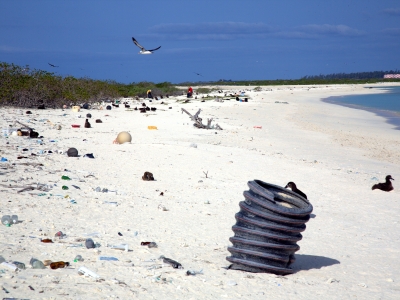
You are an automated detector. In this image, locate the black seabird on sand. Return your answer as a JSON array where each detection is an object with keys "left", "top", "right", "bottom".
[
  {"left": 48, "top": 63, "right": 59, "bottom": 67},
  {"left": 132, "top": 37, "right": 161, "bottom": 54},
  {"left": 372, "top": 175, "right": 394, "bottom": 192},
  {"left": 84, "top": 119, "right": 91, "bottom": 128},
  {"left": 285, "top": 182, "right": 307, "bottom": 199}
]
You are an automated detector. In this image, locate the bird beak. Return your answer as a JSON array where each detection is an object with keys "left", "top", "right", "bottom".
[
  {"left": 284, "top": 185, "right": 288, "bottom": 188},
  {"left": 391, "top": 178, "right": 395, "bottom": 181}
]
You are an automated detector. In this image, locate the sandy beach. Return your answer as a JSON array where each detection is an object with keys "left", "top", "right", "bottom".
[{"left": 1, "top": 83, "right": 399, "bottom": 299}]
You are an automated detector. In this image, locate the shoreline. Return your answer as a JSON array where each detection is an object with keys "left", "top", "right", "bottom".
[{"left": 321, "top": 85, "right": 400, "bottom": 130}]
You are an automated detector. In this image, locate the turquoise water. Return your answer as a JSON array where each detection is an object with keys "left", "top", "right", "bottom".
[{"left": 323, "top": 86, "right": 400, "bottom": 130}]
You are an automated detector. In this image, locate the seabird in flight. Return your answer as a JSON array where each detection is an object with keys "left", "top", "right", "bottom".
[
  {"left": 48, "top": 63, "right": 59, "bottom": 67},
  {"left": 132, "top": 37, "right": 161, "bottom": 54}
]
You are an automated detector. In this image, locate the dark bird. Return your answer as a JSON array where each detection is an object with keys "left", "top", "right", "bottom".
[
  {"left": 86, "top": 113, "right": 92, "bottom": 118},
  {"left": 150, "top": 107, "right": 157, "bottom": 111},
  {"left": 372, "top": 175, "right": 394, "bottom": 192},
  {"left": 48, "top": 63, "right": 59, "bottom": 68},
  {"left": 29, "top": 129, "right": 39, "bottom": 138},
  {"left": 95, "top": 119, "right": 102, "bottom": 123},
  {"left": 285, "top": 182, "right": 307, "bottom": 199},
  {"left": 132, "top": 37, "right": 161, "bottom": 54},
  {"left": 84, "top": 119, "right": 91, "bottom": 128},
  {"left": 125, "top": 104, "right": 130, "bottom": 108},
  {"left": 194, "top": 72, "right": 203, "bottom": 76}
]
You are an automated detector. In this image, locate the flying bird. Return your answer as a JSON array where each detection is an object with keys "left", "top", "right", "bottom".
[
  {"left": 132, "top": 37, "right": 161, "bottom": 54},
  {"left": 48, "top": 63, "right": 59, "bottom": 67},
  {"left": 194, "top": 72, "right": 203, "bottom": 76}
]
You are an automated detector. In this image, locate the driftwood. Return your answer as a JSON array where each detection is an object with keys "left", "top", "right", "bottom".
[
  {"left": 13, "top": 120, "right": 33, "bottom": 130},
  {"left": 181, "top": 108, "right": 223, "bottom": 130}
]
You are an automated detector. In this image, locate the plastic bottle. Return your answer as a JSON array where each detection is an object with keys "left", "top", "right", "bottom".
[
  {"left": 12, "top": 261, "right": 26, "bottom": 269},
  {"left": 30, "top": 258, "right": 45, "bottom": 269},
  {"left": 1, "top": 215, "right": 11, "bottom": 226},
  {"left": 61, "top": 175, "right": 71, "bottom": 180},
  {"left": 0, "top": 262, "right": 18, "bottom": 271},
  {"left": 11, "top": 215, "right": 18, "bottom": 224},
  {"left": 74, "top": 255, "right": 84, "bottom": 262},
  {"left": 62, "top": 185, "right": 69, "bottom": 190}
]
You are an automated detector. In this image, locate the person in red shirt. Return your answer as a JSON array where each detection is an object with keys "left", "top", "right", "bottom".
[{"left": 187, "top": 87, "right": 193, "bottom": 98}]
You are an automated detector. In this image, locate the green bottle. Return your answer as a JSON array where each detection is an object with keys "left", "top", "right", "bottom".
[
  {"left": 62, "top": 186, "right": 69, "bottom": 190},
  {"left": 61, "top": 176, "right": 71, "bottom": 180}
]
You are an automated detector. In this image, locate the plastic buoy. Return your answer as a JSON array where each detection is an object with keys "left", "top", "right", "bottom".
[{"left": 116, "top": 132, "right": 132, "bottom": 144}]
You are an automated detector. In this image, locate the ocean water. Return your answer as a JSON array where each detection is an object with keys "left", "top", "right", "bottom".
[{"left": 323, "top": 86, "right": 400, "bottom": 130}]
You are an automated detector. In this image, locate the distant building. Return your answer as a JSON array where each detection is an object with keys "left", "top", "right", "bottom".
[{"left": 384, "top": 74, "right": 400, "bottom": 78}]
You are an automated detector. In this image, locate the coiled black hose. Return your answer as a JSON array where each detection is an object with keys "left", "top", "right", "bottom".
[{"left": 226, "top": 180, "right": 313, "bottom": 275}]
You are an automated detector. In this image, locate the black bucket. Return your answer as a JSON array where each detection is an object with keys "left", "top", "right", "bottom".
[{"left": 226, "top": 180, "right": 313, "bottom": 275}]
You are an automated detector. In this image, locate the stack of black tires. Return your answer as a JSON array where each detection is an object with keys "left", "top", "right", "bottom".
[{"left": 226, "top": 180, "right": 313, "bottom": 275}]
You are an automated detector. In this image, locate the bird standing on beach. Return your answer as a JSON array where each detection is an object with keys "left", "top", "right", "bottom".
[
  {"left": 285, "top": 182, "right": 307, "bottom": 199},
  {"left": 84, "top": 119, "right": 91, "bottom": 128},
  {"left": 372, "top": 175, "right": 394, "bottom": 192},
  {"left": 132, "top": 37, "right": 161, "bottom": 54}
]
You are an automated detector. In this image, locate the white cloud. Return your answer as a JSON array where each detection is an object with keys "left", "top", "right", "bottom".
[
  {"left": 147, "top": 22, "right": 364, "bottom": 41},
  {"left": 298, "top": 24, "right": 365, "bottom": 36},
  {"left": 382, "top": 8, "right": 400, "bottom": 16},
  {"left": 381, "top": 28, "right": 400, "bottom": 35}
]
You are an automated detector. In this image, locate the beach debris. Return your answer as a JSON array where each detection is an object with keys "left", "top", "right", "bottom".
[
  {"left": 30, "top": 258, "right": 46, "bottom": 269},
  {"left": 50, "top": 261, "right": 70, "bottom": 269},
  {"left": 227, "top": 179, "right": 312, "bottom": 275},
  {"left": 186, "top": 269, "right": 203, "bottom": 276},
  {"left": 74, "top": 255, "right": 84, "bottom": 262},
  {"left": 78, "top": 266, "right": 100, "bottom": 279},
  {"left": 181, "top": 108, "right": 223, "bottom": 130},
  {"left": 107, "top": 244, "right": 129, "bottom": 252},
  {"left": 190, "top": 143, "right": 197, "bottom": 148},
  {"left": 83, "top": 153, "right": 94, "bottom": 158},
  {"left": 158, "top": 204, "right": 168, "bottom": 211},
  {"left": 0, "top": 262, "right": 18, "bottom": 271},
  {"left": 142, "top": 171, "right": 155, "bottom": 181},
  {"left": 85, "top": 238, "right": 95, "bottom": 249},
  {"left": 67, "top": 148, "right": 78, "bottom": 157},
  {"left": 203, "top": 171, "right": 209, "bottom": 178},
  {"left": 148, "top": 126, "right": 157, "bottom": 130},
  {"left": 141, "top": 242, "right": 158, "bottom": 248},
  {"left": 159, "top": 255, "right": 183, "bottom": 269},
  {"left": 115, "top": 131, "right": 132, "bottom": 144},
  {"left": 98, "top": 256, "right": 118, "bottom": 261}
]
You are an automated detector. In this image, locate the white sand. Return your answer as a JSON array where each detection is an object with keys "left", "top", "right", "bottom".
[{"left": 0, "top": 83, "right": 399, "bottom": 299}]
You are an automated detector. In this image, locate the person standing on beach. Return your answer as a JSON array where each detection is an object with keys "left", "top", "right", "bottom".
[{"left": 187, "top": 86, "right": 193, "bottom": 98}]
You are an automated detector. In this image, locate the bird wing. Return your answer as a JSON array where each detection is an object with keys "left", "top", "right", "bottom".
[
  {"left": 148, "top": 46, "right": 161, "bottom": 52},
  {"left": 132, "top": 37, "right": 145, "bottom": 51}
]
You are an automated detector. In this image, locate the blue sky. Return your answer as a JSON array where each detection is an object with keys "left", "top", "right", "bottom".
[{"left": 1, "top": 0, "right": 399, "bottom": 83}]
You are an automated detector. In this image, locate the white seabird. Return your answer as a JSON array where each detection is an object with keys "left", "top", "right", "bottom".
[{"left": 132, "top": 37, "right": 161, "bottom": 55}]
